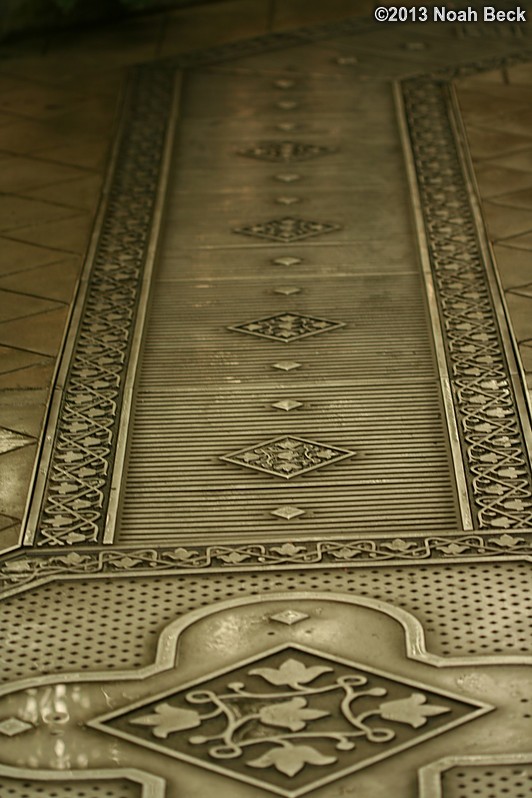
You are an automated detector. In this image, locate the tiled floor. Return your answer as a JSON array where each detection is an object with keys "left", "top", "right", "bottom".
[{"left": 0, "top": 6, "right": 531, "bottom": 796}]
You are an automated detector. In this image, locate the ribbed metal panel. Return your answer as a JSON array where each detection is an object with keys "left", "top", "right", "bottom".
[{"left": 117, "top": 72, "right": 461, "bottom": 542}]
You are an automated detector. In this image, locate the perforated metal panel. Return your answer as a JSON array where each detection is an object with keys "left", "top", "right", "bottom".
[
  {"left": 442, "top": 765, "right": 532, "bottom": 798},
  {"left": 1, "top": 563, "right": 530, "bottom": 683},
  {"left": 0, "top": 780, "right": 140, "bottom": 798}
]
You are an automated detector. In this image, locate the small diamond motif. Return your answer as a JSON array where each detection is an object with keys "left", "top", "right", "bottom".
[
  {"left": 274, "top": 286, "right": 301, "bottom": 295},
  {"left": 275, "top": 196, "right": 300, "bottom": 205},
  {"left": 0, "top": 717, "right": 33, "bottom": 737},
  {"left": 239, "top": 141, "right": 333, "bottom": 163},
  {"left": 276, "top": 123, "right": 299, "bottom": 132},
  {"left": 274, "top": 79, "right": 296, "bottom": 89},
  {"left": 269, "top": 609, "right": 309, "bottom": 623},
  {"left": 272, "top": 361, "right": 302, "bottom": 371},
  {"left": 220, "top": 435, "right": 356, "bottom": 479},
  {"left": 274, "top": 174, "right": 301, "bottom": 183},
  {"left": 270, "top": 506, "right": 306, "bottom": 520},
  {"left": 228, "top": 312, "right": 345, "bottom": 343},
  {"left": 233, "top": 217, "right": 341, "bottom": 243},
  {"left": 272, "top": 256, "right": 302, "bottom": 266},
  {"left": 272, "top": 399, "right": 303, "bottom": 411},
  {"left": 277, "top": 100, "right": 298, "bottom": 110}
]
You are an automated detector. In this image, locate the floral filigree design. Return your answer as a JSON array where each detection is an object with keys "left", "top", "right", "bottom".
[
  {"left": 100, "top": 646, "right": 485, "bottom": 796},
  {"left": 238, "top": 141, "right": 334, "bottom": 163},
  {"left": 232, "top": 216, "right": 341, "bottom": 243},
  {"left": 403, "top": 79, "right": 532, "bottom": 529},
  {"left": 228, "top": 312, "right": 345, "bottom": 343},
  {"left": 2, "top": 533, "right": 532, "bottom": 599},
  {"left": 220, "top": 435, "right": 355, "bottom": 479}
]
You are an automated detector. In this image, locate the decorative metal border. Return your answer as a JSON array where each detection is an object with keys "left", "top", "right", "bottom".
[
  {"left": 401, "top": 78, "right": 532, "bottom": 530},
  {"left": 1, "top": 531, "right": 531, "bottom": 599},
  {"left": 23, "top": 65, "right": 179, "bottom": 548},
  {"left": 15, "top": 20, "right": 532, "bottom": 550}
]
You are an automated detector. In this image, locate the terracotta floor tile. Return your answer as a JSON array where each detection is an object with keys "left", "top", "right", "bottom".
[
  {"left": 455, "top": 70, "right": 505, "bottom": 87},
  {"left": 473, "top": 164, "right": 532, "bottom": 198},
  {"left": 33, "top": 137, "right": 111, "bottom": 171},
  {"left": 0, "top": 388, "right": 49, "bottom": 438},
  {"left": 519, "top": 346, "right": 532, "bottom": 376},
  {"left": 0, "top": 117, "right": 80, "bottom": 156},
  {"left": 512, "top": 284, "right": 532, "bottom": 299},
  {"left": 506, "top": 62, "right": 532, "bottom": 85},
  {"left": 489, "top": 187, "right": 532, "bottom": 211},
  {"left": 0, "top": 84, "right": 85, "bottom": 121},
  {"left": 492, "top": 244, "right": 532, "bottom": 289},
  {"left": 480, "top": 107, "right": 532, "bottom": 137},
  {"left": 463, "top": 125, "right": 532, "bottom": 161},
  {"left": 488, "top": 148, "right": 532, "bottom": 173},
  {"left": 47, "top": 97, "right": 117, "bottom": 138},
  {"left": 481, "top": 202, "right": 532, "bottom": 242},
  {"left": 57, "top": 68, "right": 126, "bottom": 98},
  {"left": 0, "top": 306, "right": 69, "bottom": 357},
  {"left": 0, "top": 153, "right": 89, "bottom": 193},
  {"left": 504, "top": 292, "right": 532, "bottom": 343},
  {"left": 0, "top": 521, "right": 21, "bottom": 551},
  {"left": 0, "top": 426, "right": 34, "bottom": 455},
  {"left": 0, "top": 443, "right": 38, "bottom": 519},
  {"left": 0, "top": 360, "right": 55, "bottom": 389},
  {"left": 0, "top": 345, "right": 43, "bottom": 375},
  {"left": 0, "top": 194, "right": 80, "bottom": 233},
  {"left": 0, "top": 237, "right": 60, "bottom": 277},
  {"left": 0, "top": 257, "right": 81, "bottom": 303},
  {"left": 457, "top": 89, "right": 532, "bottom": 126},
  {"left": 5, "top": 213, "right": 92, "bottom": 255},
  {"left": 23, "top": 174, "right": 103, "bottom": 212},
  {"left": 0, "top": 513, "right": 18, "bottom": 532},
  {"left": 272, "top": 0, "right": 371, "bottom": 29},
  {"left": 498, "top": 231, "right": 532, "bottom": 252},
  {"left": 0, "top": 289, "right": 62, "bottom": 324},
  {"left": 160, "top": 0, "right": 271, "bottom": 56}
]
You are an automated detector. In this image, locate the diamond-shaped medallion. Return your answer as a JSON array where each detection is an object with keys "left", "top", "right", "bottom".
[
  {"left": 228, "top": 313, "right": 345, "bottom": 343},
  {"left": 220, "top": 435, "right": 355, "bottom": 479},
  {"left": 238, "top": 141, "right": 333, "bottom": 163},
  {"left": 233, "top": 217, "right": 341, "bottom": 243},
  {"left": 95, "top": 644, "right": 489, "bottom": 798},
  {"left": 270, "top": 506, "right": 306, "bottom": 520},
  {"left": 0, "top": 717, "right": 33, "bottom": 737}
]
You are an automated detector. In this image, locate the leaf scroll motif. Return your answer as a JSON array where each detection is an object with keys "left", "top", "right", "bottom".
[
  {"left": 248, "top": 744, "right": 337, "bottom": 777},
  {"left": 250, "top": 658, "right": 333, "bottom": 688},
  {"left": 259, "top": 697, "right": 329, "bottom": 731},
  {"left": 378, "top": 693, "right": 450, "bottom": 728},
  {"left": 130, "top": 703, "right": 201, "bottom": 738}
]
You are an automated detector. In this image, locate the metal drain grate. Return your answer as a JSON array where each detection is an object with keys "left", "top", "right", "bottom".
[
  {"left": 2, "top": 563, "right": 530, "bottom": 683},
  {"left": 442, "top": 765, "right": 532, "bottom": 798}
]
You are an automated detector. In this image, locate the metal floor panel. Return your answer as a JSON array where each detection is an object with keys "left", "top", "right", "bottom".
[{"left": 2, "top": 13, "right": 532, "bottom": 798}]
